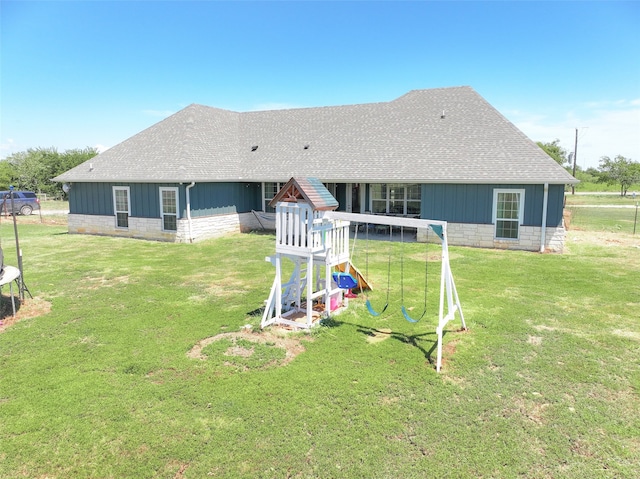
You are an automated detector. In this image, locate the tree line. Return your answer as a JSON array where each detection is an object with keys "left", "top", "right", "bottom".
[
  {"left": 0, "top": 147, "right": 98, "bottom": 198},
  {"left": 537, "top": 140, "right": 640, "bottom": 196}
]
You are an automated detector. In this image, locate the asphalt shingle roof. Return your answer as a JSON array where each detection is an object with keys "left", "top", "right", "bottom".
[{"left": 54, "top": 86, "right": 577, "bottom": 185}]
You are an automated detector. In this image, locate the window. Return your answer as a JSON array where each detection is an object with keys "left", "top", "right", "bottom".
[
  {"left": 113, "top": 186, "right": 130, "bottom": 228},
  {"left": 371, "top": 184, "right": 388, "bottom": 214},
  {"left": 406, "top": 184, "right": 421, "bottom": 216},
  {"left": 370, "top": 184, "right": 421, "bottom": 216},
  {"left": 263, "top": 182, "right": 286, "bottom": 212},
  {"left": 389, "top": 184, "right": 405, "bottom": 215},
  {"left": 493, "top": 189, "right": 525, "bottom": 239},
  {"left": 160, "top": 187, "right": 178, "bottom": 231}
]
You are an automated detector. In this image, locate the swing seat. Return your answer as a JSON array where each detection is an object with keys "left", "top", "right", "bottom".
[
  {"left": 332, "top": 272, "right": 358, "bottom": 290},
  {"left": 401, "top": 305, "right": 425, "bottom": 324},
  {"left": 366, "top": 299, "right": 388, "bottom": 317}
]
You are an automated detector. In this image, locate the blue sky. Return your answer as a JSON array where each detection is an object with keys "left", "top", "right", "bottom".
[{"left": 1, "top": 1, "right": 639, "bottom": 170}]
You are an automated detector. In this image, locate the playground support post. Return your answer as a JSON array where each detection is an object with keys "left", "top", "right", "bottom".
[
  {"left": 9, "top": 187, "right": 25, "bottom": 300},
  {"left": 325, "top": 211, "right": 466, "bottom": 372}
]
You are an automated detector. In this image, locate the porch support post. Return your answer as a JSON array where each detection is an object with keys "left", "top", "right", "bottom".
[{"left": 540, "top": 183, "right": 549, "bottom": 253}]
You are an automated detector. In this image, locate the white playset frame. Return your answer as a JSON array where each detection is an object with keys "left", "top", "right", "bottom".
[{"left": 261, "top": 203, "right": 466, "bottom": 372}]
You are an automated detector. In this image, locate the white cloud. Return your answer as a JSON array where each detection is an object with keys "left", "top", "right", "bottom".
[
  {"left": 95, "top": 144, "right": 109, "bottom": 153},
  {"left": 509, "top": 99, "right": 640, "bottom": 169}
]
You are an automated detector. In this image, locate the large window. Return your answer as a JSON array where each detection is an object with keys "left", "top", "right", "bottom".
[
  {"left": 405, "top": 184, "right": 421, "bottom": 215},
  {"left": 263, "top": 182, "right": 286, "bottom": 212},
  {"left": 493, "top": 189, "right": 525, "bottom": 239},
  {"left": 370, "top": 184, "right": 421, "bottom": 216},
  {"left": 113, "top": 186, "right": 130, "bottom": 229},
  {"left": 160, "top": 187, "right": 178, "bottom": 231}
]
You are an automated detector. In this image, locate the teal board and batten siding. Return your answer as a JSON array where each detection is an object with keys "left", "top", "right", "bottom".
[
  {"left": 420, "top": 184, "right": 565, "bottom": 227},
  {"left": 186, "top": 183, "right": 262, "bottom": 217},
  {"left": 69, "top": 182, "right": 113, "bottom": 215},
  {"left": 69, "top": 182, "right": 262, "bottom": 218},
  {"left": 70, "top": 182, "right": 186, "bottom": 217}
]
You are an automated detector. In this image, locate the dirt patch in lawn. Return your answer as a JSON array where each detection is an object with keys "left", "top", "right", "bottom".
[
  {"left": 566, "top": 229, "right": 640, "bottom": 249},
  {"left": 366, "top": 327, "right": 393, "bottom": 344},
  {"left": 0, "top": 296, "right": 51, "bottom": 332},
  {"left": 187, "top": 329, "right": 310, "bottom": 366},
  {"left": 435, "top": 327, "right": 470, "bottom": 371}
]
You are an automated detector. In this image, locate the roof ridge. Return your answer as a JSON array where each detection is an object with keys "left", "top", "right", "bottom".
[
  {"left": 53, "top": 87, "right": 578, "bottom": 185},
  {"left": 393, "top": 85, "right": 473, "bottom": 100}
]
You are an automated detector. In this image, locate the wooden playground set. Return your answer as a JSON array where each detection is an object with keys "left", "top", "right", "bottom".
[{"left": 261, "top": 177, "right": 466, "bottom": 372}]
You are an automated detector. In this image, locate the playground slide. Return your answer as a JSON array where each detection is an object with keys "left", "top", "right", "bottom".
[{"left": 336, "top": 263, "right": 372, "bottom": 291}]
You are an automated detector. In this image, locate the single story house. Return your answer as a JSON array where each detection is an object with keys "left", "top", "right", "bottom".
[{"left": 54, "top": 86, "right": 577, "bottom": 251}]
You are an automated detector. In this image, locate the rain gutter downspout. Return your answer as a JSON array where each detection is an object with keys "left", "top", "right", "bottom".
[
  {"left": 540, "top": 182, "right": 549, "bottom": 253},
  {"left": 186, "top": 182, "right": 196, "bottom": 243}
]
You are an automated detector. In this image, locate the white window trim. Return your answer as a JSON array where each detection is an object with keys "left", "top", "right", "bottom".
[
  {"left": 112, "top": 186, "right": 130, "bottom": 229},
  {"left": 159, "top": 187, "right": 179, "bottom": 232},
  {"left": 262, "top": 182, "right": 286, "bottom": 212},
  {"left": 492, "top": 188, "right": 525, "bottom": 240},
  {"left": 369, "top": 183, "right": 421, "bottom": 216}
]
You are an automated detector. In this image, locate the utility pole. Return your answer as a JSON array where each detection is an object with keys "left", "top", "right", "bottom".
[{"left": 571, "top": 128, "right": 578, "bottom": 195}]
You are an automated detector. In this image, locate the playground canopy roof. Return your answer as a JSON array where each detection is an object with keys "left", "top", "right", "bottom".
[
  {"left": 54, "top": 86, "right": 577, "bottom": 186},
  {"left": 269, "top": 177, "right": 339, "bottom": 211}
]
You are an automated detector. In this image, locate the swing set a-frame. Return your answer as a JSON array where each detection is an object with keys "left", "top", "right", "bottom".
[{"left": 261, "top": 178, "right": 465, "bottom": 372}]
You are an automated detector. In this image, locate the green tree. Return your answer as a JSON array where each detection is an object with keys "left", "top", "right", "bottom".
[
  {"left": 598, "top": 155, "right": 640, "bottom": 196},
  {"left": 4, "top": 147, "right": 98, "bottom": 198},
  {"left": 0, "top": 160, "right": 17, "bottom": 190},
  {"left": 585, "top": 166, "right": 600, "bottom": 177},
  {"left": 537, "top": 139, "right": 569, "bottom": 166},
  {"left": 45, "top": 147, "right": 98, "bottom": 198},
  {"left": 10, "top": 148, "right": 50, "bottom": 193}
]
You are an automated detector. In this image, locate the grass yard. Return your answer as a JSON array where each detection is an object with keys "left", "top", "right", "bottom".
[
  {"left": 564, "top": 194, "right": 639, "bottom": 207},
  {"left": 566, "top": 206, "right": 638, "bottom": 234},
  {"left": 564, "top": 192, "right": 639, "bottom": 235},
  {"left": 38, "top": 199, "right": 69, "bottom": 212},
  {"left": 0, "top": 212, "right": 639, "bottom": 478}
]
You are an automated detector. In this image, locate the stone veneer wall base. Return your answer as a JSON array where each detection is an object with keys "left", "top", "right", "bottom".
[
  {"left": 68, "top": 213, "right": 565, "bottom": 252},
  {"left": 68, "top": 212, "right": 264, "bottom": 243},
  {"left": 417, "top": 223, "right": 565, "bottom": 253}
]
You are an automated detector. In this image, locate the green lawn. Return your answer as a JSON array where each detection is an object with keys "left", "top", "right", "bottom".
[
  {"left": 563, "top": 191, "right": 640, "bottom": 234},
  {"left": 572, "top": 181, "right": 624, "bottom": 193},
  {"left": 564, "top": 193, "right": 638, "bottom": 206},
  {"left": 38, "top": 199, "right": 69, "bottom": 211},
  {"left": 1, "top": 217, "right": 639, "bottom": 478},
  {"left": 565, "top": 204, "right": 639, "bottom": 234}
]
